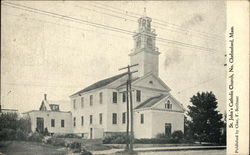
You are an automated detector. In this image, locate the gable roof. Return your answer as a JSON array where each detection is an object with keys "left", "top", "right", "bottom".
[
  {"left": 117, "top": 77, "right": 140, "bottom": 88},
  {"left": 39, "top": 100, "right": 61, "bottom": 111},
  {"left": 71, "top": 73, "right": 128, "bottom": 96},
  {"left": 135, "top": 94, "right": 167, "bottom": 109},
  {"left": 39, "top": 100, "right": 52, "bottom": 111},
  {"left": 132, "top": 73, "right": 171, "bottom": 92}
]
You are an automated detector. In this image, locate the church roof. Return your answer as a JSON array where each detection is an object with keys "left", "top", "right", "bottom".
[
  {"left": 135, "top": 94, "right": 167, "bottom": 109},
  {"left": 71, "top": 73, "right": 128, "bottom": 96}
]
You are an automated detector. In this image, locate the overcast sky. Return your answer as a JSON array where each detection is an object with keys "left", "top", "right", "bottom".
[{"left": 1, "top": 1, "right": 226, "bottom": 114}]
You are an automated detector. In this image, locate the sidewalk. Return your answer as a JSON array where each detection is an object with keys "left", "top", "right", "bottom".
[{"left": 91, "top": 145, "right": 226, "bottom": 155}]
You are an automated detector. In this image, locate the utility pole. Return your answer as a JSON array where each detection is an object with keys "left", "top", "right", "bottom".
[
  {"left": 128, "top": 66, "right": 134, "bottom": 153},
  {"left": 125, "top": 80, "right": 130, "bottom": 150},
  {"left": 119, "top": 64, "right": 138, "bottom": 153}
]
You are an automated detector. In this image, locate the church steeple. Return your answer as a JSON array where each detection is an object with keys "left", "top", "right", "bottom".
[{"left": 129, "top": 13, "right": 160, "bottom": 77}]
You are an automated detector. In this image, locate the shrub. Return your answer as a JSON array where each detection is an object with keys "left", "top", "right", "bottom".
[
  {"left": 171, "top": 130, "right": 184, "bottom": 142},
  {"left": 17, "top": 117, "right": 31, "bottom": 133},
  {"left": 155, "top": 133, "right": 169, "bottom": 139},
  {"left": 0, "top": 113, "right": 32, "bottom": 141},
  {"left": 53, "top": 133, "right": 81, "bottom": 138},
  {"left": 0, "top": 113, "right": 18, "bottom": 129},
  {"left": 28, "top": 132, "right": 44, "bottom": 142},
  {"left": 15, "top": 129, "right": 28, "bottom": 141},
  {"left": 0, "top": 128, "right": 16, "bottom": 140},
  {"left": 103, "top": 134, "right": 127, "bottom": 144},
  {"left": 69, "top": 141, "right": 81, "bottom": 149}
]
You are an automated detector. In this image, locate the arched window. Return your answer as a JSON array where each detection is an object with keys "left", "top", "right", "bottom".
[{"left": 165, "top": 100, "right": 172, "bottom": 110}]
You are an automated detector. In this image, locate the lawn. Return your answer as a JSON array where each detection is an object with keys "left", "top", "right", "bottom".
[{"left": 0, "top": 141, "right": 69, "bottom": 155}]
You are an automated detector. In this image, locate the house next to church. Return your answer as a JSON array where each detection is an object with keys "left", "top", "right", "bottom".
[
  {"left": 23, "top": 94, "right": 72, "bottom": 134},
  {"left": 69, "top": 15, "right": 185, "bottom": 139}
]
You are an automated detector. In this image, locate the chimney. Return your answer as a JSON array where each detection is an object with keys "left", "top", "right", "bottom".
[{"left": 44, "top": 94, "right": 47, "bottom": 100}]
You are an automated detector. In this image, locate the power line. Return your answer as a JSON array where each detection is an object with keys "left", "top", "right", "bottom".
[
  {"left": 3, "top": 12, "right": 131, "bottom": 40},
  {"left": 3, "top": 12, "right": 215, "bottom": 54},
  {"left": 77, "top": 4, "right": 223, "bottom": 42},
  {"left": 177, "top": 74, "right": 224, "bottom": 94},
  {"left": 2, "top": 2, "right": 134, "bottom": 35},
  {"left": 91, "top": 2, "right": 224, "bottom": 40},
  {"left": 2, "top": 2, "right": 216, "bottom": 52},
  {"left": 2, "top": 82, "right": 83, "bottom": 88}
]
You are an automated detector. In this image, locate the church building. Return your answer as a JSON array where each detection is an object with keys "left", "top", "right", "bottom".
[{"left": 70, "top": 15, "right": 185, "bottom": 139}]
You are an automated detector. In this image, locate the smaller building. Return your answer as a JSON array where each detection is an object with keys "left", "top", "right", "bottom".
[{"left": 23, "top": 94, "right": 72, "bottom": 134}]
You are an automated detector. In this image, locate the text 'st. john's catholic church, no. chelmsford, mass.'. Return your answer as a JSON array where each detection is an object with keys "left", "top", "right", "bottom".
[{"left": 24, "top": 14, "right": 185, "bottom": 139}]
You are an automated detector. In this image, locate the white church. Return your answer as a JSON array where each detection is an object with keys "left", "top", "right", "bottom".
[
  {"left": 24, "top": 15, "right": 185, "bottom": 139},
  {"left": 69, "top": 15, "right": 185, "bottom": 139}
]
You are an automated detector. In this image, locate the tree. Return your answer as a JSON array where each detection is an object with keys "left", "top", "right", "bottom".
[
  {"left": 187, "top": 92, "right": 224, "bottom": 144},
  {"left": 0, "top": 113, "right": 32, "bottom": 141}
]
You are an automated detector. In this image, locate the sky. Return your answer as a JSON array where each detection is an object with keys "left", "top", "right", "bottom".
[{"left": 1, "top": 1, "right": 226, "bottom": 114}]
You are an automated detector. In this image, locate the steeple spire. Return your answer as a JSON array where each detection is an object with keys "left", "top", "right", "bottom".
[{"left": 129, "top": 14, "right": 160, "bottom": 77}]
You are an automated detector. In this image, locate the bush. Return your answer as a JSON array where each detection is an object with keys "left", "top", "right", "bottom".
[
  {"left": 0, "top": 113, "right": 32, "bottom": 141},
  {"left": 69, "top": 141, "right": 81, "bottom": 149},
  {"left": 28, "top": 132, "right": 44, "bottom": 142},
  {"left": 15, "top": 129, "right": 29, "bottom": 141},
  {"left": 103, "top": 134, "right": 128, "bottom": 144},
  {"left": 171, "top": 130, "right": 184, "bottom": 142},
  {"left": 53, "top": 133, "right": 81, "bottom": 139},
  {"left": 0, "top": 128, "right": 16, "bottom": 141},
  {"left": 156, "top": 133, "right": 169, "bottom": 139},
  {"left": 0, "top": 113, "right": 18, "bottom": 129}
]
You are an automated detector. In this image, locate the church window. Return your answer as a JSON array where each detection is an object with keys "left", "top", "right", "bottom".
[
  {"left": 140, "top": 114, "right": 144, "bottom": 124},
  {"left": 113, "top": 92, "right": 117, "bottom": 103},
  {"left": 90, "top": 115, "right": 93, "bottom": 124},
  {"left": 90, "top": 95, "right": 93, "bottom": 106},
  {"left": 149, "top": 80, "right": 153, "bottom": 84},
  {"left": 81, "top": 97, "right": 84, "bottom": 108},
  {"left": 112, "top": 113, "right": 117, "bottom": 124},
  {"left": 99, "top": 113, "right": 103, "bottom": 125},
  {"left": 122, "top": 112, "right": 126, "bottom": 124},
  {"left": 81, "top": 116, "right": 84, "bottom": 126},
  {"left": 73, "top": 117, "right": 76, "bottom": 127},
  {"left": 122, "top": 92, "right": 126, "bottom": 103},
  {"left": 165, "top": 100, "right": 172, "bottom": 109},
  {"left": 99, "top": 92, "right": 103, "bottom": 104},
  {"left": 73, "top": 99, "right": 76, "bottom": 109},
  {"left": 136, "top": 90, "right": 141, "bottom": 102}
]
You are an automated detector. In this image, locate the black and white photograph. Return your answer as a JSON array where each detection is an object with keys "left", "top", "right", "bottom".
[{"left": 0, "top": 1, "right": 249, "bottom": 155}]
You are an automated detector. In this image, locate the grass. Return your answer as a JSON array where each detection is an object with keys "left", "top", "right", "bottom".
[{"left": 0, "top": 141, "right": 69, "bottom": 155}]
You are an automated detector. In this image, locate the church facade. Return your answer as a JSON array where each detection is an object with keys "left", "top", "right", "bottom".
[{"left": 69, "top": 15, "right": 185, "bottom": 139}]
